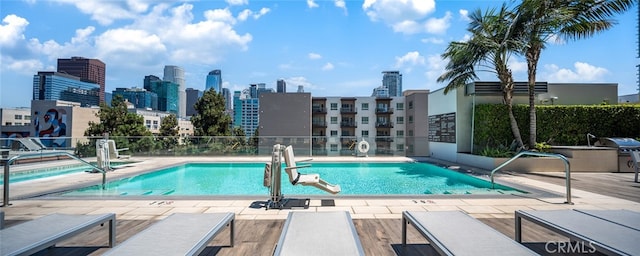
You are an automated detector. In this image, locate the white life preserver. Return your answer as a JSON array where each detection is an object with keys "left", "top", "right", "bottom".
[{"left": 357, "top": 140, "right": 370, "bottom": 154}]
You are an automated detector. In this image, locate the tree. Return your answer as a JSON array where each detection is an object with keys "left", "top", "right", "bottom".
[
  {"left": 513, "top": 0, "right": 636, "bottom": 147},
  {"left": 159, "top": 114, "right": 179, "bottom": 149},
  {"left": 438, "top": 4, "right": 526, "bottom": 149},
  {"left": 83, "top": 94, "right": 153, "bottom": 154},
  {"left": 191, "top": 89, "right": 232, "bottom": 136}
]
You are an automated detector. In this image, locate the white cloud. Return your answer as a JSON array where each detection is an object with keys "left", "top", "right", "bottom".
[
  {"left": 424, "top": 11, "right": 451, "bottom": 34},
  {"left": 236, "top": 8, "right": 270, "bottom": 22},
  {"left": 363, "top": 0, "right": 450, "bottom": 35},
  {"left": 543, "top": 62, "right": 609, "bottom": 82},
  {"left": 285, "top": 76, "right": 318, "bottom": 91},
  {"left": 53, "top": 0, "right": 148, "bottom": 25},
  {"left": 508, "top": 58, "right": 527, "bottom": 73},
  {"left": 335, "top": 0, "right": 347, "bottom": 14},
  {"left": 395, "top": 51, "right": 425, "bottom": 72},
  {"left": 0, "top": 14, "right": 28, "bottom": 48},
  {"left": 237, "top": 9, "right": 252, "bottom": 22},
  {"left": 420, "top": 37, "right": 444, "bottom": 44},
  {"left": 459, "top": 9, "right": 470, "bottom": 21},
  {"left": 95, "top": 29, "right": 166, "bottom": 61},
  {"left": 225, "top": 0, "right": 248, "bottom": 6},
  {"left": 308, "top": 53, "right": 322, "bottom": 59},
  {"left": 307, "top": 0, "right": 319, "bottom": 8},
  {"left": 254, "top": 8, "right": 270, "bottom": 19},
  {"left": 322, "top": 62, "right": 334, "bottom": 71}
]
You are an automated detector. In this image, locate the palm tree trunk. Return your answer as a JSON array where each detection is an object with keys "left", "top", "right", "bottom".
[
  {"left": 505, "top": 90, "right": 524, "bottom": 150},
  {"left": 526, "top": 47, "right": 541, "bottom": 148}
]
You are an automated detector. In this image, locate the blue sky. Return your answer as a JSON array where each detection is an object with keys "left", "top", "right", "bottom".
[{"left": 1, "top": 0, "right": 637, "bottom": 108}]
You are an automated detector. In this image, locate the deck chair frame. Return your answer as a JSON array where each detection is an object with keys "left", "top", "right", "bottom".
[
  {"left": 515, "top": 209, "right": 640, "bottom": 255},
  {"left": 0, "top": 213, "right": 116, "bottom": 256},
  {"left": 402, "top": 211, "right": 536, "bottom": 256},
  {"left": 273, "top": 211, "right": 364, "bottom": 256},
  {"left": 103, "top": 212, "right": 234, "bottom": 256}
]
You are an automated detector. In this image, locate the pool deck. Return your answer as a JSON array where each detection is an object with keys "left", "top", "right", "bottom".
[{"left": 2, "top": 156, "right": 640, "bottom": 255}]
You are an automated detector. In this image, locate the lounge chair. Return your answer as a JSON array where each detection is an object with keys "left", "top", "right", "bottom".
[
  {"left": 273, "top": 211, "right": 364, "bottom": 256},
  {"left": 0, "top": 213, "right": 116, "bottom": 256},
  {"left": 515, "top": 209, "right": 640, "bottom": 255},
  {"left": 104, "top": 212, "right": 234, "bottom": 256},
  {"left": 16, "top": 138, "right": 45, "bottom": 151},
  {"left": 282, "top": 145, "right": 340, "bottom": 194},
  {"left": 402, "top": 211, "right": 537, "bottom": 256}
]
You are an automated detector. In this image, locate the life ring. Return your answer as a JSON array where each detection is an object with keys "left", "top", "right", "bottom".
[{"left": 357, "top": 140, "right": 370, "bottom": 154}]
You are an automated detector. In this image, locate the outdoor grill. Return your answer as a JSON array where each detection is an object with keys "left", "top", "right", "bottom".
[{"left": 594, "top": 137, "right": 640, "bottom": 172}]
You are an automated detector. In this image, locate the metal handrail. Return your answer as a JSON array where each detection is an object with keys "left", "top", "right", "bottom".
[
  {"left": 2, "top": 151, "right": 106, "bottom": 207},
  {"left": 489, "top": 151, "right": 572, "bottom": 204}
]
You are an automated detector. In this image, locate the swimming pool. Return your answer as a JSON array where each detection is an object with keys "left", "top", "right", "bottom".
[
  {"left": 62, "top": 162, "right": 524, "bottom": 196},
  {"left": 1, "top": 162, "right": 133, "bottom": 185}
]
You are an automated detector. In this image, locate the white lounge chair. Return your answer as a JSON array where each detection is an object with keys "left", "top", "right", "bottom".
[
  {"left": 273, "top": 211, "right": 364, "bottom": 256},
  {"left": 104, "top": 212, "right": 234, "bottom": 256},
  {"left": 16, "top": 138, "right": 45, "bottom": 151},
  {"left": 403, "top": 211, "right": 537, "bottom": 256},
  {"left": 0, "top": 213, "right": 116, "bottom": 256},
  {"left": 515, "top": 209, "right": 640, "bottom": 255},
  {"left": 282, "top": 145, "right": 340, "bottom": 194}
]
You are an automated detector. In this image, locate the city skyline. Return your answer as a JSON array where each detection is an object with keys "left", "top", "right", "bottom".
[{"left": 1, "top": 0, "right": 637, "bottom": 108}]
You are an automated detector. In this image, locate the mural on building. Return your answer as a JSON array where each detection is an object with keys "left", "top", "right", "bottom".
[{"left": 34, "top": 108, "right": 67, "bottom": 147}]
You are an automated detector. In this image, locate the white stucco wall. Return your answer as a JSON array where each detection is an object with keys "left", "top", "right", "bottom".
[{"left": 427, "top": 88, "right": 458, "bottom": 162}]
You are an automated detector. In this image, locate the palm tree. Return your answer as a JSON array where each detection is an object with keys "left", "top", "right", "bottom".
[
  {"left": 513, "top": 0, "right": 636, "bottom": 147},
  {"left": 438, "top": 4, "right": 526, "bottom": 149}
]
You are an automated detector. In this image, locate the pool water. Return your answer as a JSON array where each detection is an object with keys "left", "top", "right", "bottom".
[
  {"left": 62, "top": 162, "right": 523, "bottom": 196},
  {"left": 1, "top": 162, "right": 133, "bottom": 185}
]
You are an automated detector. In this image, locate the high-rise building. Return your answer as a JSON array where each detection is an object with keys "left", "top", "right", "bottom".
[
  {"left": 232, "top": 91, "right": 242, "bottom": 129},
  {"left": 382, "top": 71, "right": 402, "bottom": 97},
  {"left": 33, "top": 71, "right": 100, "bottom": 107},
  {"left": 222, "top": 87, "right": 232, "bottom": 113},
  {"left": 297, "top": 85, "right": 304, "bottom": 93},
  {"left": 185, "top": 88, "right": 203, "bottom": 116},
  {"left": 277, "top": 79, "right": 286, "bottom": 93},
  {"left": 205, "top": 69, "right": 222, "bottom": 92},
  {"left": 163, "top": 65, "right": 186, "bottom": 117},
  {"left": 112, "top": 87, "right": 157, "bottom": 110},
  {"left": 57, "top": 57, "right": 106, "bottom": 103},
  {"left": 146, "top": 78, "right": 179, "bottom": 114}
]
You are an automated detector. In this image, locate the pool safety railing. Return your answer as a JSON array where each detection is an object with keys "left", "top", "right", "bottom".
[
  {"left": 1, "top": 151, "right": 107, "bottom": 207},
  {"left": 489, "top": 151, "right": 572, "bottom": 204}
]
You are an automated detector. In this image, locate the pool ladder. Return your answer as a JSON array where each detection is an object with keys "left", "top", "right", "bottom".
[
  {"left": 489, "top": 151, "right": 572, "bottom": 204},
  {"left": 1, "top": 151, "right": 107, "bottom": 207}
]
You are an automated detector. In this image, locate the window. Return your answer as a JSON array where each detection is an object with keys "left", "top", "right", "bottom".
[
  {"left": 361, "top": 103, "right": 369, "bottom": 110},
  {"left": 361, "top": 116, "right": 369, "bottom": 124},
  {"left": 330, "top": 130, "right": 338, "bottom": 136},
  {"left": 408, "top": 130, "right": 414, "bottom": 136},
  {"left": 14, "top": 122, "right": 21, "bottom": 126},
  {"left": 361, "top": 130, "right": 369, "bottom": 137},
  {"left": 396, "top": 103, "right": 404, "bottom": 110},
  {"left": 24, "top": 115, "right": 31, "bottom": 120},
  {"left": 408, "top": 101, "right": 414, "bottom": 109},
  {"left": 145, "top": 120, "right": 151, "bottom": 129},
  {"left": 4, "top": 122, "right": 11, "bottom": 125},
  {"left": 396, "top": 116, "right": 404, "bottom": 124},
  {"left": 396, "top": 130, "right": 404, "bottom": 137},
  {"left": 330, "top": 103, "right": 338, "bottom": 110},
  {"left": 14, "top": 115, "right": 22, "bottom": 120},
  {"left": 408, "top": 115, "right": 414, "bottom": 124},
  {"left": 330, "top": 144, "right": 338, "bottom": 151},
  {"left": 396, "top": 144, "right": 404, "bottom": 151},
  {"left": 330, "top": 116, "right": 338, "bottom": 124}
]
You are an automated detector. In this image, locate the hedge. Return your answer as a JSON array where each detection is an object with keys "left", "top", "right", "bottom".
[{"left": 473, "top": 104, "right": 640, "bottom": 152}]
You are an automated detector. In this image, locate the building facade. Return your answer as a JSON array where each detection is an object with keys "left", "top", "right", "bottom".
[
  {"left": 112, "top": 87, "right": 157, "bottom": 109},
  {"left": 163, "top": 65, "right": 186, "bottom": 117},
  {"left": 277, "top": 79, "right": 286, "bottom": 93},
  {"left": 30, "top": 100, "right": 99, "bottom": 148},
  {"left": 33, "top": 71, "right": 100, "bottom": 107},
  {"left": 205, "top": 69, "right": 222, "bottom": 92},
  {"left": 185, "top": 88, "right": 203, "bottom": 116},
  {"left": 146, "top": 79, "right": 179, "bottom": 115},
  {"left": 382, "top": 71, "right": 402, "bottom": 97},
  {"left": 57, "top": 57, "right": 106, "bottom": 103}
]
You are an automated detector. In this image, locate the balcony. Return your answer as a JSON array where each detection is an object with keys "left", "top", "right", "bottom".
[
  {"left": 340, "top": 121, "right": 357, "bottom": 127},
  {"left": 375, "top": 121, "right": 394, "bottom": 128},
  {"left": 375, "top": 137, "right": 394, "bottom": 143},
  {"left": 340, "top": 107, "right": 357, "bottom": 114},
  {"left": 375, "top": 107, "right": 393, "bottom": 114},
  {"left": 312, "top": 106, "right": 327, "bottom": 114},
  {"left": 312, "top": 121, "right": 327, "bottom": 128}
]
